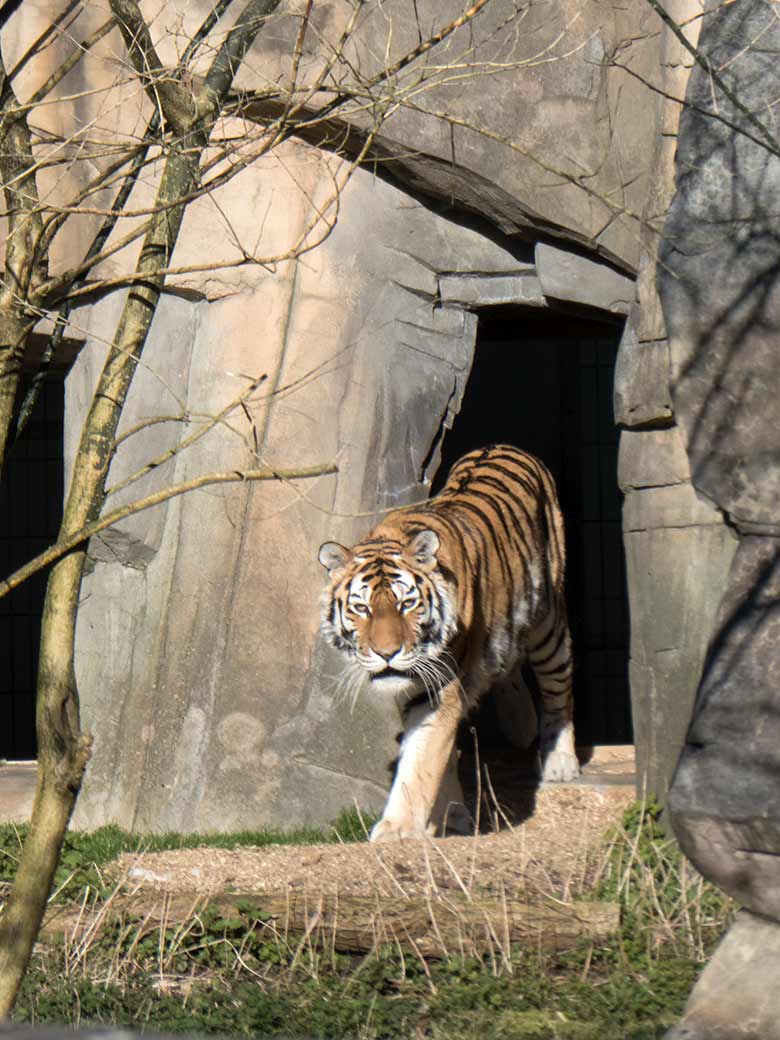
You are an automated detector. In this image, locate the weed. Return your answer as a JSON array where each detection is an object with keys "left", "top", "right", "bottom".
[
  {"left": 593, "top": 801, "right": 735, "bottom": 962},
  {"left": 6, "top": 802, "right": 735, "bottom": 1038}
]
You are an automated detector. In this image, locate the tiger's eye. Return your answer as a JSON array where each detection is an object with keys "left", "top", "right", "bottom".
[{"left": 351, "top": 602, "right": 370, "bottom": 616}]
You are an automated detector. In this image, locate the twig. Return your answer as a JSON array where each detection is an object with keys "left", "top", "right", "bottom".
[{"left": 0, "top": 461, "right": 337, "bottom": 599}]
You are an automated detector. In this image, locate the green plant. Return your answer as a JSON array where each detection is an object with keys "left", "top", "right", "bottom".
[
  {"left": 594, "top": 801, "right": 735, "bottom": 963},
  {"left": 7, "top": 801, "right": 737, "bottom": 1038}
]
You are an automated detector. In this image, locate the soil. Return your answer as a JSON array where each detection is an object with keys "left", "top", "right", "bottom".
[{"left": 116, "top": 785, "right": 633, "bottom": 904}]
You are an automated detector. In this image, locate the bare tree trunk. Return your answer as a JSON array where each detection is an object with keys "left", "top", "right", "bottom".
[
  {"left": 0, "top": 152, "right": 202, "bottom": 1020},
  {"left": 0, "top": 0, "right": 280, "bottom": 1015}
]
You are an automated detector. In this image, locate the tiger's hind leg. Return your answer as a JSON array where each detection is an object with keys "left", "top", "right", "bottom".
[{"left": 527, "top": 602, "right": 579, "bottom": 782}]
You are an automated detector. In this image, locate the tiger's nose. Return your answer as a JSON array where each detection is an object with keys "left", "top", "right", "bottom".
[{"left": 376, "top": 643, "right": 401, "bottom": 662}]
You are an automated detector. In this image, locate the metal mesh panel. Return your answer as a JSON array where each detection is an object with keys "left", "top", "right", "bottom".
[
  {"left": 433, "top": 307, "right": 631, "bottom": 745},
  {"left": 0, "top": 379, "right": 64, "bottom": 758}
]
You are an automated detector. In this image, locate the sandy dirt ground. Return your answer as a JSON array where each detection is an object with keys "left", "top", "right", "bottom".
[{"left": 116, "top": 784, "right": 634, "bottom": 904}]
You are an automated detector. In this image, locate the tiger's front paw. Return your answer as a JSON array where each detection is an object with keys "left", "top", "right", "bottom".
[
  {"left": 539, "top": 749, "right": 580, "bottom": 783},
  {"left": 369, "top": 816, "right": 432, "bottom": 843}
]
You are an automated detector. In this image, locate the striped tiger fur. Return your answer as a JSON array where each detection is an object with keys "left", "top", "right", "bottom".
[{"left": 318, "top": 444, "right": 579, "bottom": 842}]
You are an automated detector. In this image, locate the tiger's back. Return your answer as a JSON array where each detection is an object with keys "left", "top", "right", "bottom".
[{"left": 318, "top": 444, "right": 578, "bottom": 841}]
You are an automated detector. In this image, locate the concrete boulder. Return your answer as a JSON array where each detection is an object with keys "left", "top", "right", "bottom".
[{"left": 658, "top": 1, "right": 780, "bottom": 1035}]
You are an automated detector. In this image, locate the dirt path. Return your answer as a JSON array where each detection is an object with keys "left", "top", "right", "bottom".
[{"left": 117, "top": 784, "right": 633, "bottom": 904}]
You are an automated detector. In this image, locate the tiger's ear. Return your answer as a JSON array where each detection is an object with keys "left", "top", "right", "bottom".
[
  {"left": 407, "top": 529, "right": 440, "bottom": 571},
  {"left": 319, "top": 541, "right": 352, "bottom": 576}
]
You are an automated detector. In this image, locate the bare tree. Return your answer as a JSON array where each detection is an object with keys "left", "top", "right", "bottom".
[{"left": 0, "top": 0, "right": 504, "bottom": 1014}]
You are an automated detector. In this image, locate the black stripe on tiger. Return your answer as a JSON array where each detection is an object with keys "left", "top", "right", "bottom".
[{"left": 318, "top": 444, "right": 579, "bottom": 838}]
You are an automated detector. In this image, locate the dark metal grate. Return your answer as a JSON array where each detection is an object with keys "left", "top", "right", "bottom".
[
  {"left": 558, "top": 336, "right": 630, "bottom": 745},
  {"left": 0, "top": 379, "right": 64, "bottom": 758},
  {"left": 432, "top": 307, "right": 631, "bottom": 746}
]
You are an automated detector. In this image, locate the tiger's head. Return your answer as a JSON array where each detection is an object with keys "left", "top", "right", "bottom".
[{"left": 318, "top": 529, "right": 457, "bottom": 695}]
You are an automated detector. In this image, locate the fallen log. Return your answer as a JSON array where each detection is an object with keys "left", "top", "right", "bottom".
[{"left": 43, "top": 889, "right": 619, "bottom": 958}]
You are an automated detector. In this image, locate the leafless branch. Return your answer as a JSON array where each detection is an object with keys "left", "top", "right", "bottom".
[
  {"left": 643, "top": 0, "right": 780, "bottom": 158},
  {"left": 0, "top": 460, "right": 337, "bottom": 600}
]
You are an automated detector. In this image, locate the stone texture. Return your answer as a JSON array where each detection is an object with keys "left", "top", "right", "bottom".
[
  {"left": 668, "top": 535, "right": 780, "bottom": 918},
  {"left": 232, "top": 0, "right": 672, "bottom": 272},
  {"left": 438, "top": 271, "right": 545, "bottom": 308},
  {"left": 618, "top": 426, "right": 737, "bottom": 801},
  {"left": 613, "top": 313, "right": 673, "bottom": 428},
  {"left": 622, "top": 482, "right": 725, "bottom": 533},
  {"left": 0, "top": 762, "right": 36, "bottom": 823},
  {"left": 634, "top": 253, "right": 669, "bottom": 346},
  {"left": 665, "top": 911, "right": 780, "bottom": 1040},
  {"left": 655, "top": 5, "right": 780, "bottom": 1032},
  {"left": 624, "top": 524, "right": 736, "bottom": 803},
  {"left": 612, "top": 0, "right": 698, "bottom": 451},
  {"left": 654, "top": 0, "right": 780, "bottom": 978},
  {"left": 535, "top": 243, "right": 635, "bottom": 315},
  {"left": 658, "top": 2, "right": 780, "bottom": 534},
  {"left": 618, "top": 427, "right": 691, "bottom": 491}
]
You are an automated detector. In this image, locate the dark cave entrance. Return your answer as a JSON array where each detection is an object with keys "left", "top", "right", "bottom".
[
  {"left": 432, "top": 306, "right": 631, "bottom": 763},
  {"left": 0, "top": 376, "right": 65, "bottom": 760}
]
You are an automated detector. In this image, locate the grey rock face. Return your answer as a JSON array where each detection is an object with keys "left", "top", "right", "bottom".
[
  {"left": 658, "top": 2, "right": 780, "bottom": 535},
  {"left": 617, "top": 427, "right": 691, "bottom": 492},
  {"left": 665, "top": 911, "right": 780, "bottom": 1040},
  {"left": 668, "top": 535, "right": 780, "bottom": 918},
  {"left": 623, "top": 520, "right": 736, "bottom": 803},
  {"left": 655, "top": 5, "right": 780, "bottom": 1033},
  {"left": 658, "top": 0, "right": 780, "bottom": 926},
  {"left": 438, "top": 270, "right": 544, "bottom": 309},
  {"left": 613, "top": 317, "right": 673, "bottom": 429},
  {"left": 241, "top": 0, "right": 664, "bottom": 271},
  {"left": 535, "top": 244, "right": 634, "bottom": 316},
  {"left": 618, "top": 427, "right": 737, "bottom": 801}
]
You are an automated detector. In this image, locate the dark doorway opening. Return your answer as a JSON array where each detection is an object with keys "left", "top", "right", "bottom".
[
  {"left": 433, "top": 306, "right": 630, "bottom": 750},
  {"left": 0, "top": 378, "right": 65, "bottom": 759}
]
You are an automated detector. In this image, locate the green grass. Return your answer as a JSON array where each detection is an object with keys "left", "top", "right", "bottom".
[{"left": 2, "top": 803, "right": 734, "bottom": 1039}]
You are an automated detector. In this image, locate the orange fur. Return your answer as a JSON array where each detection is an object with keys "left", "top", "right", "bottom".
[{"left": 319, "top": 445, "right": 578, "bottom": 841}]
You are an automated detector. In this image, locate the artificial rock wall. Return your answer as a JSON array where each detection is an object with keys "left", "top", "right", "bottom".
[
  {"left": 0, "top": 0, "right": 736, "bottom": 830},
  {"left": 613, "top": 0, "right": 737, "bottom": 802},
  {"left": 656, "top": 3, "right": 780, "bottom": 1037},
  {"left": 70, "top": 162, "right": 642, "bottom": 832}
]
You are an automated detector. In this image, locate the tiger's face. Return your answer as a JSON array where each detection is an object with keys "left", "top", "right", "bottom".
[{"left": 318, "top": 529, "right": 457, "bottom": 695}]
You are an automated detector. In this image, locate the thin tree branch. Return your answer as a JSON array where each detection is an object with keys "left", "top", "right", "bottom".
[
  {"left": 644, "top": 0, "right": 780, "bottom": 158},
  {"left": 109, "top": 0, "right": 198, "bottom": 133},
  {"left": 106, "top": 372, "right": 268, "bottom": 497},
  {"left": 0, "top": 461, "right": 337, "bottom": 600},
  {"left": 204, "top": 0, "right": 281, "bottom": 98}
]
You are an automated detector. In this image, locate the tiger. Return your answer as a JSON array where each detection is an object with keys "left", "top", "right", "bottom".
[{"left": 318, "top": 444, "right": 579, "bottom": 842}]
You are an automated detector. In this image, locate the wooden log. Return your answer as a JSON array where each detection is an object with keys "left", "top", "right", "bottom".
[{"left": 43, "top": 890, "right": 619, "bottom": 958}]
